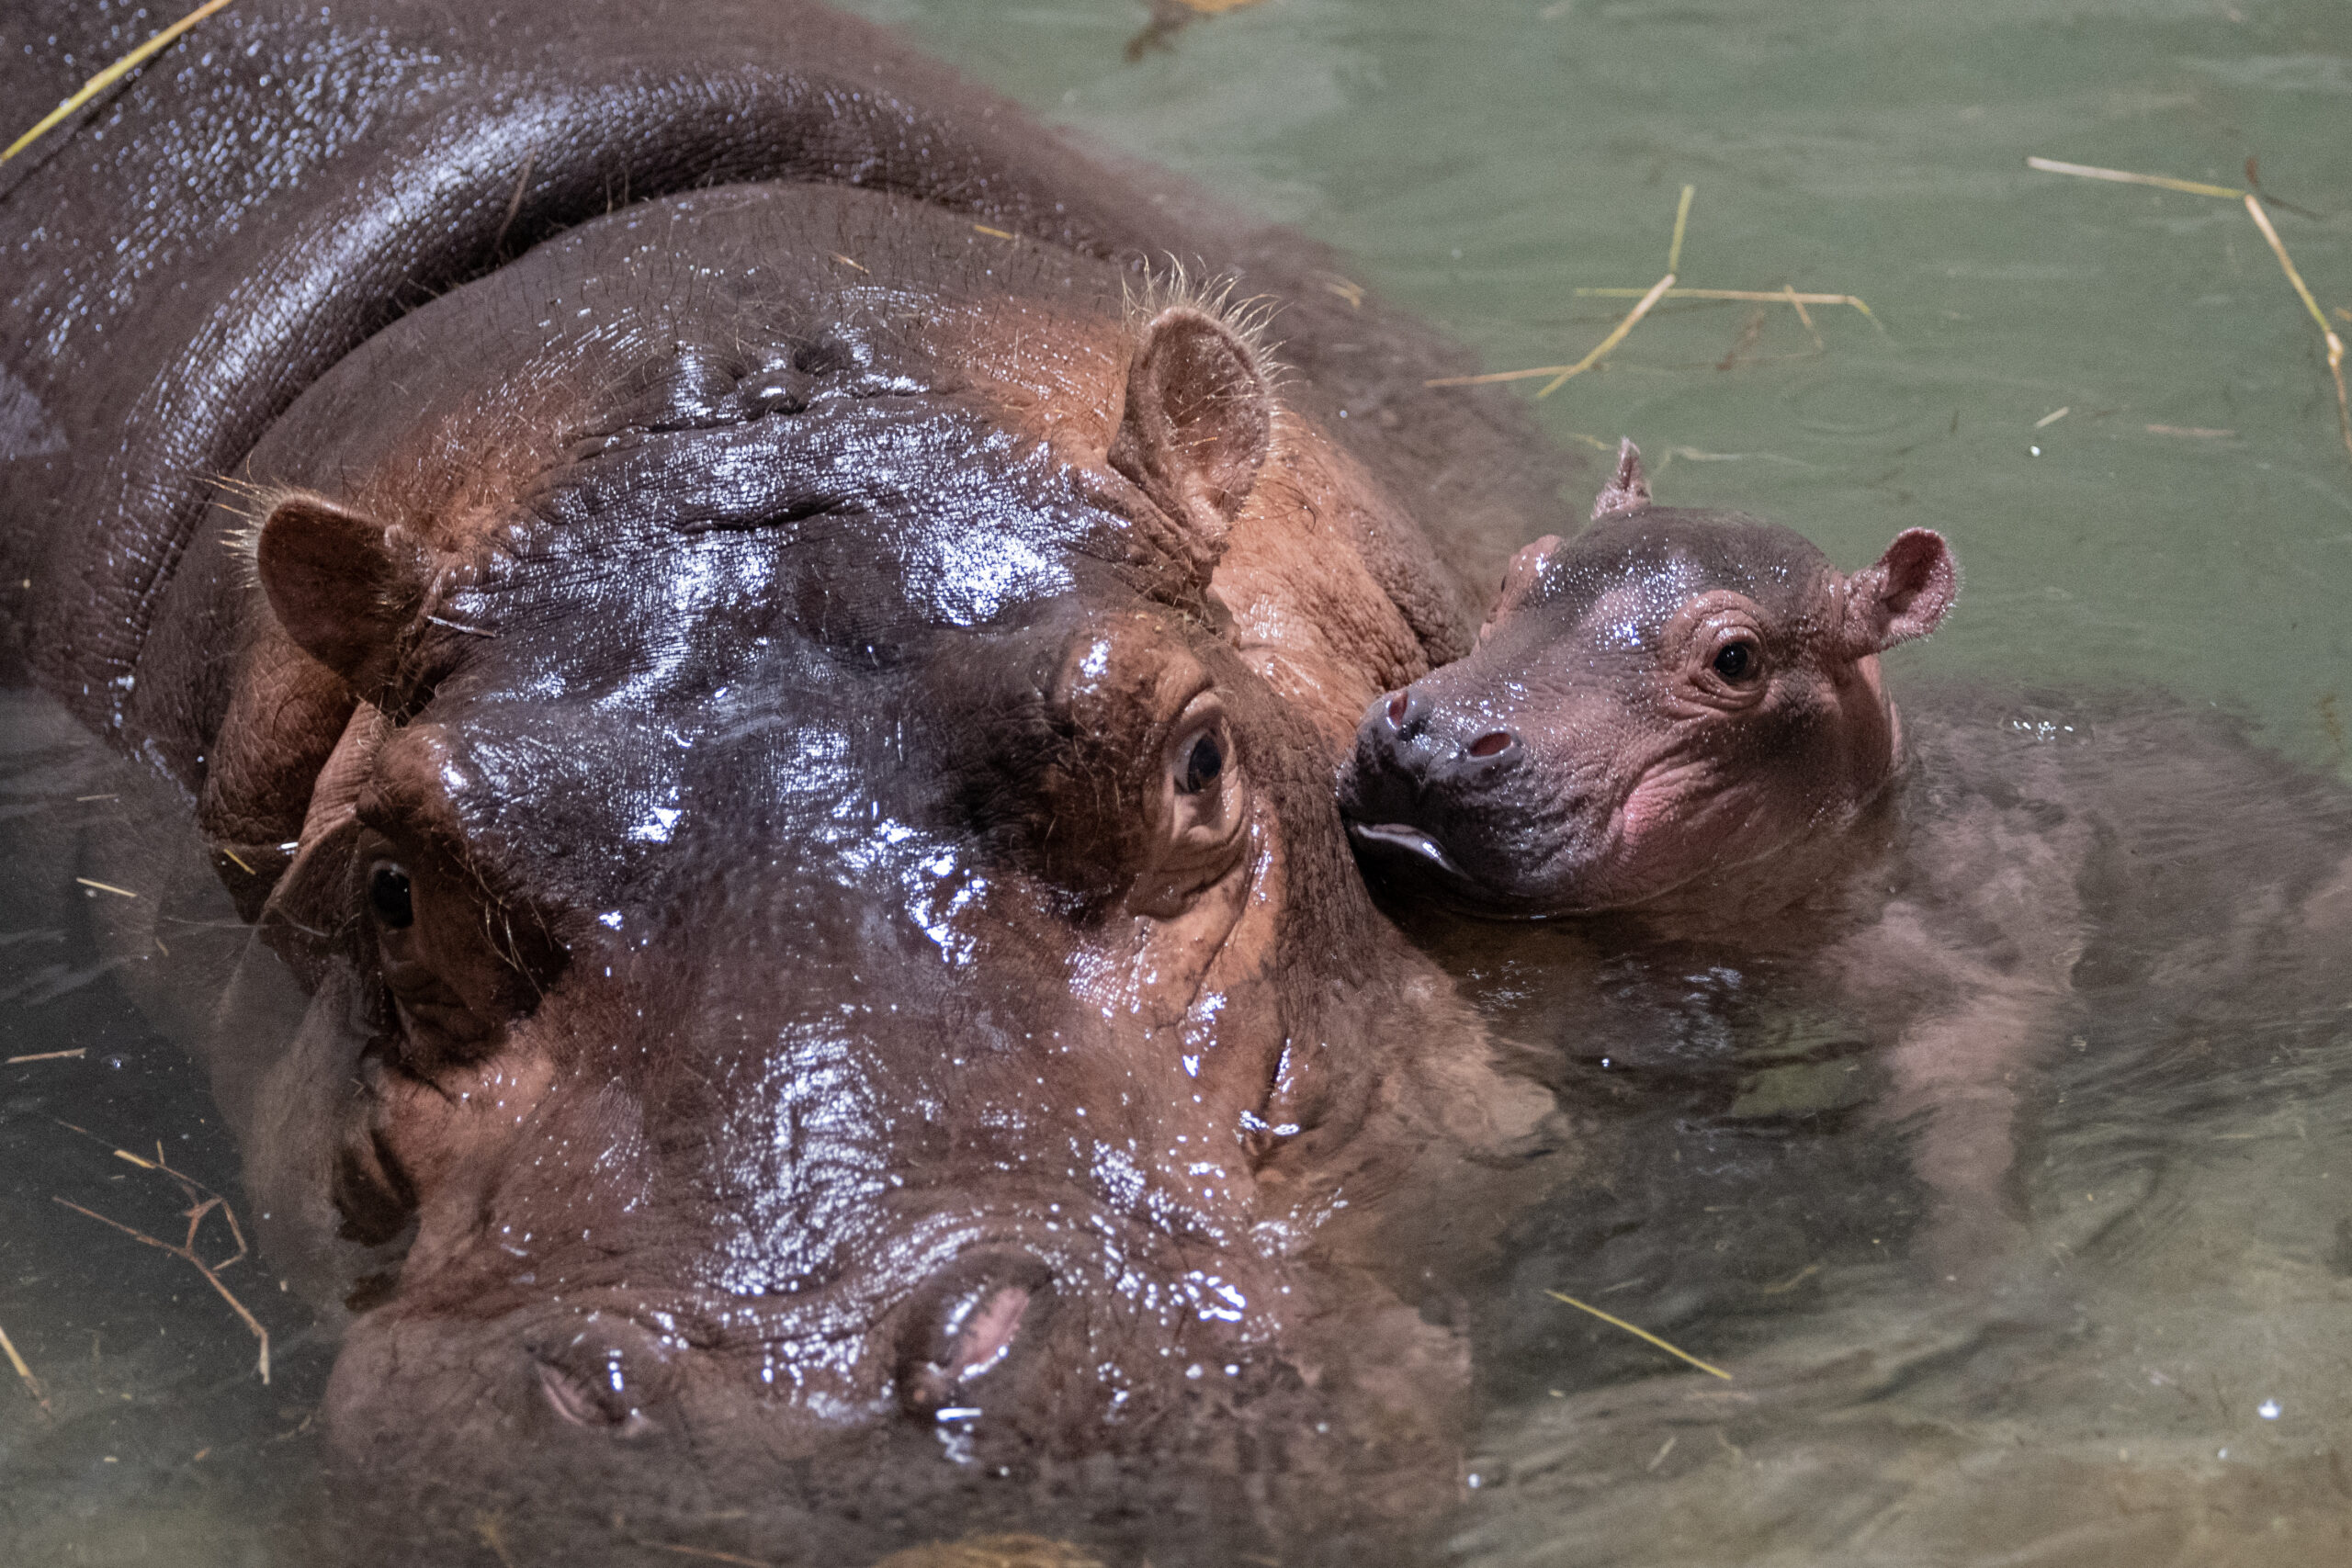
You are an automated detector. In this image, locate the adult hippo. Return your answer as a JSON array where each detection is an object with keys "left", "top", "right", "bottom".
[{"left": 1, "top": 1, "right": 1566, "bottom": 1560}]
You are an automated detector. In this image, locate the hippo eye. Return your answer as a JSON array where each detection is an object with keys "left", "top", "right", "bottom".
[
  {"left": 1179, "top": 730, "right": 1225, "bottom": 795},
  {"left": 1712, "top": 641, "right": 1760, "bottom": 682},
  {"left": 1130, "top": 694, "right": 1251, "bottom": 917},
  {"left": 368, "top": 863, "right": 414, "bottom": 929}
]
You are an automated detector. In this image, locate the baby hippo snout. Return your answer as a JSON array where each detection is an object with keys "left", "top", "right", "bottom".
[
  {"left": 1338, "top": 683, "right": 1523, "bottom": 885},
  {"left": 1354, "top": 686, "right": 1524, "bottom": 792}
]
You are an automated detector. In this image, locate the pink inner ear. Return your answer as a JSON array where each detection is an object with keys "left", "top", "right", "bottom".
[
  {"left": 948, "top": 1285, "right": 1031, "bottom": 1381},
  {"left": 1847, "top": 527, "right": 1958, "bottom": 653}
]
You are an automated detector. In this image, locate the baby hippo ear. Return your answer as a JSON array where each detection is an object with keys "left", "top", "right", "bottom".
[
  {"left": 1842, "top": 527, "right": 1958, "bottom": 654},
  {"left": 1479, "top": 535, "right": 1564, "bottom": 644},
  {"left": 1109, "top": 305, "right": 1275, "bottom": 550},
  {"left": 1590, "top": 438, "right": 1651, "bottom": 521},
  {"left": 253, "top": 492, "right": 428, "bottom": 692}
]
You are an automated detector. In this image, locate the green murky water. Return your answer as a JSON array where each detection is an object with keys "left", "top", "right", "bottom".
[
  {"left": 864, "top": 0, "right": 2352, "bottom": 767},
  {"left": 6, "top": 1, "right": 2351, "bottom": 1562}
]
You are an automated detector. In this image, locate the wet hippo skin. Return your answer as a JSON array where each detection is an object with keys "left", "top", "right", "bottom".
[
  {"left": 1342, "top": 442, "right": 2352, "bottom": 1278},
  {"left": 1, "top": 4, "right": 1570, "bottom": 1561}
]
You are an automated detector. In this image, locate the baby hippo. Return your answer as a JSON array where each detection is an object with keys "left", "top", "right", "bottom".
[
  {"left": 1341, "top": 441, "right": 1955, "bottom": 918},
  {"left": 1340, "top": 441, "right": 2352, "bottom": 1278}
]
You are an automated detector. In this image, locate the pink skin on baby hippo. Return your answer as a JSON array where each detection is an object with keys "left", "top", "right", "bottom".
[{"left": 1339, "top": 439, "right": 1958, "bottom": 920}]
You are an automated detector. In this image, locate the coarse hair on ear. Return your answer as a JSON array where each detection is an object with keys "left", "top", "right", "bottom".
[
  {"left": 1109, "top": 268, "right": 1283, "bottom": 567},
  {"left": 1842, "top": 527, "right": 1959, "bottom": 656},
  {"left": 1120, "top": 262, "right": 1283, "bottom": 389},
  {"left": 249, "top": 489, "right": 429, "bottom": 693}
]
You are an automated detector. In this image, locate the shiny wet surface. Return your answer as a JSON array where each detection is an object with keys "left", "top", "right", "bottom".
[{"left": 8, "top": 0, "right": 2352, "bottom": 1561}]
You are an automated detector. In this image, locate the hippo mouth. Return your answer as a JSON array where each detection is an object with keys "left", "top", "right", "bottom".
[
  {"left": 1342, "top": 818, "right": 1550, "bottom": 916},
  {"left": 1344, "top": 820, "right": 1466, "bottom": 877}
]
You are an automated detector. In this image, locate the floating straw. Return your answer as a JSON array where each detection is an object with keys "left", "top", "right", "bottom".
[
  {"left": 1430, "top": 183, "right": 1874, "bottom": 396},
  {"left": 1573, "top": 286, "right": 1877, "bottom": 321},
  {"left": 2242, "top": 193, "right": 2352, "bottom": 462},
  {"left": 2028, "top": 156, "right": 2346, "bottom": 462},
  {"left": 1545, "top": 1289, "right": 1732, "bottom": 1380},
  {"left": 51, "top": 1121, "right": 269, "bottom": 1382},
  {"left": 2024, "top": 155, "right": 2245, "bottom": 201},
  {"left": 1781, "top": 283, "right": 1822, "bottom": 348},
  {"left": 1426, "top": 273, "right": 1676, "bottom": 396},
  {"left": 0, "top": 1322, "right": 48, "bottom": 1412},
  {"left": 2, "top": 0, "right": 239, "bottom": 164}
]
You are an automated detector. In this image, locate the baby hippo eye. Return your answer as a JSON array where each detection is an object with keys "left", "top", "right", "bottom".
[
  {"left": 1712, "top": 640, "right": 1760, "bottom": 682},
  {"left": 368, "top": 863, "right": 415, "bottom": 929},
  {"left": 1179, "top": 730, "right": 1226, "bottom": 795}
]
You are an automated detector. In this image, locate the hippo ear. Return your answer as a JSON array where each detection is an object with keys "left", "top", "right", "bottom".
[
  {"left": 1842, "top": 528, "right": 1958, "bottom": 654},
  {"left": 1590, "top": 438, "right": 1650, "bottom": 521},
  {"left": 1109, "top": 305, "right": 1274, "bottom": 549},
  {"left": 1478, "top": 535, "right": 1564, "bottom": 644},
  {"left": 254, "top": 492, "right": 427, "bottom": 691}
]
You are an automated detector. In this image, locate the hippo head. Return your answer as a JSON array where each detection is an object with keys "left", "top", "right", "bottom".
[
  {"left": 202, "top": 186, "right": 1488, "bottom": 1531},
  {"left": 1340, "top": 441, "right": 1957, "bottom": 918}
]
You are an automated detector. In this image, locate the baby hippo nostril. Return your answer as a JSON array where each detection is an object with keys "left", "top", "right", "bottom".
[
  {"left": 1379, "top": 688, "right": 1428, "bottom": 739},
  {"left": 1465, "top": 729, "right": 1518, "bottom": 761}
]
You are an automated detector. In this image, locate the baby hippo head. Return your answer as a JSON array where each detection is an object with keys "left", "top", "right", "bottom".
[{"left": 1340, "top": 441, "right": 1957, "bottom": 917}]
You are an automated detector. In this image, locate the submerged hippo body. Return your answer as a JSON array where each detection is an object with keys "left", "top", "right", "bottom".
[
  {"left": 1342, "top": 444, "right": 2352, "bottom": 1273},
  {"left": 2, "top": 4, "right": 1566, "bottom": 1558}
]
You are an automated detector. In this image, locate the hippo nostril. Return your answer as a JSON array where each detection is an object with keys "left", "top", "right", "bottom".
[
  {"left": 1466, "top": 729, "right": 1517, "bottom": 760},
  {"left": 1379, "top": 689, "right": 1429, "bottom": 740},
  {"left": 899, "top": 1254, "right": 1054, "bottom": 1417},
  {"left": 532, "top": 1313, "right": 663, "bottom": 1437}
]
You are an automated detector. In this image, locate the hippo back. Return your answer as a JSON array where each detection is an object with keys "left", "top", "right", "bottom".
[{"left": 0, "top": 0, "right": 1560, "bottom": 759}]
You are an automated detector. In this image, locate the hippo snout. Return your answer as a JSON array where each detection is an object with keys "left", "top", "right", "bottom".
[
  {"left": 1339, "top": 684, "right": 1526, "bottom": 890},
  {"left": 326, "top": 1238, "right": 1090, "bottom": 1469},
  {"left": 1351, "top": 685, "right": 1525, "bottom": 791}
]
